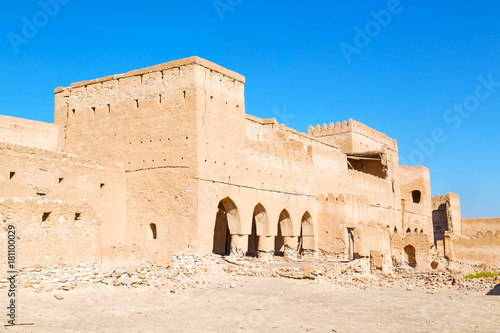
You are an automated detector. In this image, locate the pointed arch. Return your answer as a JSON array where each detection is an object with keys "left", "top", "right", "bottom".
[
  {"left": 299, "top": 211, "right": 314, "bottom": 253},
  {"left": 404, "top": 245, "right": 417, "bottom": 268},
  {"left": 275, "top": 209, "right": 292, "bottom": 255},
  {"left": 219, "top": 197, "right": 241, "bottom": 234},
  {"left": 248, "top": 203, "right": 269, "bottom": 256},
  {"left": 301, "top": 212, "right": 314, "bottom": 236},
  {"left": 213, "top": 197, "right": 240, "bottom": 255},
  {"left": 253, "top": 203, "right": 269, "bottom": 236}
]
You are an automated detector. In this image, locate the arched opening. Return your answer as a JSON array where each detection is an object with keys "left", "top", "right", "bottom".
[
  {"left": 420, "top": 229, "right": 424, "bottom": 234},
  {"left": 414, "top": 228, "right": 418, "bottom": 233},
  {"left": 247, "top": 217, "right": 258, "bottom": 256},
  {"left": 411, "top": 190, "right": 421, "bottom": 203},
  {"left": 299, "top": 212, "right": 314, "bottom": 254},
  {"left": 406, "top": 228, "right": 411, "bottom": 234},
  {"left": 275, "top": 209, "right": 291, "bottom": 255},
  {"left": 394, "top": 226, "right": 398, "bottom": 234},
  {"left": 149, "top": 223, "right": 157, "bottom": 240},
  {"left": 247, "top": 203, "right": 268, "bottom": 256},
  {"left": 404, "top": 245, "right": 417, "bottom": 268},
  {"left": 213, "top": 198, "right": 239, "bottom": 255}
]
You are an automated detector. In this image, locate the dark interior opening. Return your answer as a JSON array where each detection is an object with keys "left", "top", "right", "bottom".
[
  {"left": 412, "top": 190, "right": 421, "bottom": 203},
  {"left": 347, "top": 152, "right": 386, "bottom": 179}
]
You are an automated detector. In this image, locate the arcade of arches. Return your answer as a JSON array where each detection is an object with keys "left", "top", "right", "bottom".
[{"left": 213, "top": 198, "right": 315, "bottom": 258}]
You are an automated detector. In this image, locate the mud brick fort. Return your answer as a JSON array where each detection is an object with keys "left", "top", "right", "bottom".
[{"left": 1, "top": 57, "right": 499, "bottom": 272}]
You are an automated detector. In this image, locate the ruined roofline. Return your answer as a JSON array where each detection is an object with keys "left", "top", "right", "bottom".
[
  {"left": 308, "top": 119, "right": 397, "bottom": 149},
  {"left": 54, "top": 56, "right": 246, "bottom": 93}
]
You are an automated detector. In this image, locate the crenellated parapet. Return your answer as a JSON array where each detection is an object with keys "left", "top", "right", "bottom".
[{"left": 307, "top": 119, "right": 397, "bottom": 150}]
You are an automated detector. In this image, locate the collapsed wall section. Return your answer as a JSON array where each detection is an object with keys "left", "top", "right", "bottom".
[{"left": 431, "top": 193, "right": 461, "bottom": 244}]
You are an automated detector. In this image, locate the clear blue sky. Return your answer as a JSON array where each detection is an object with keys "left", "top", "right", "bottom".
[{"left": 1, "top": 1, "right": 499, "bottom": 218}]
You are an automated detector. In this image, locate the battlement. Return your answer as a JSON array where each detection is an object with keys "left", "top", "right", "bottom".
[
  {"left": 307, "top": 119, "right": 397, "bottom": 150},
  {"left": 431, "top": 192, "right": 461, "bottom": 210}
]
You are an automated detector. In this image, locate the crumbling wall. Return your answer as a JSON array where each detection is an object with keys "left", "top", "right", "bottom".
[
  {"left": 317, "top": 192, "right": 395, "bottom": 258},
  {"left": 353, "top": 222, "right": 391, "bottom": 258},
  {"left": 391, "top": 233, "right": 433, "bottom": 270},
  {"left": 432, "top": 193, "right": 462, "bottom": 243}
]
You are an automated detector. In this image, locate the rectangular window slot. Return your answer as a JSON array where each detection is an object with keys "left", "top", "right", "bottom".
[
  {"left": 9, "top": 172, "right": 15, "bottom": 180},
  {"left": 158, "top": 94, "right": 162, "bottom": 104},
  {"left": 91, "top": 106, "right": 96, "bottom": 114},
  {"left": 135, "top": 99, "right": 139, "bottom": 108},
  {"left": 107, "top": 104, "right": 111, "bottom": 113},
  {"left": 74, "top": 213, "right": 82, "bottom": 221},
  {"left": 37, "top": 191, "right": 47, "bottom": 196},
  {"left": 72, "top": 109, "right": 76, "bottom": 115},
  {"left": 42, "top": 212, "right": 51, "bottom": 222}
]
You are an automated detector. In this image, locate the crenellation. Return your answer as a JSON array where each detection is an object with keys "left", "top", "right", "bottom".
[{"left": 309, "top": 118, "right": 397, "bottom": 151}]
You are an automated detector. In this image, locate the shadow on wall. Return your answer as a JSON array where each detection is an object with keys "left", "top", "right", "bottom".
[{"left": 487, "top": 283, "right": 500, "bottom": 296}]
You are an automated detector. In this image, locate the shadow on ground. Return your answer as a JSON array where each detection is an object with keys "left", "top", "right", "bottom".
[{"left": 486, "top": 283, "right": 500, "bottom": 295}]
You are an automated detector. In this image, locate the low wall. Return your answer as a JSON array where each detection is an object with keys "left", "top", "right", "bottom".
[
  {"left": 461, "top": 218, "right": 500, "bottom": 237},
  {"left": 449, "top": 233, "right": 500, "bottom": 264}
]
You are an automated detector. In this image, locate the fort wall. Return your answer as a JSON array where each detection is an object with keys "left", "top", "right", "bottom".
[
  {"left": 461, "top": 217, "right": 500, "bottom": 237},
  {"left": 54, "top": 58, "right": 216, "bottom": 263},
  {"left": 0, "top": 198, "right": 102, "bottom": 270},
  {"left": 0, "top": 56, "right": 496, "bottom": 267},
  {"left": 447, "top": 233, "right": 500, "bottom": 264},
  {"left": 0, "top": 142, "right": 125, "bottom": 246},
  {"left": 0, "top": 115, "right": 58, "bottom": 151}
]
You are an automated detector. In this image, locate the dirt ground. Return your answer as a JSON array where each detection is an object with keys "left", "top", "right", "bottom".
[{"left": 2, "top": 276, "right": 499, "bottom": 333}]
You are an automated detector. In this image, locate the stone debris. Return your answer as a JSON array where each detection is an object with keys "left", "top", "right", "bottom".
[{"left": 0, "top": 252, "right": 498, "bottom": 295}]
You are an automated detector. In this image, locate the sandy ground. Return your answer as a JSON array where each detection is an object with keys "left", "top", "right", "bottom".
[{"left": 2, "top": 276, "right": 499, "bottom": 333}]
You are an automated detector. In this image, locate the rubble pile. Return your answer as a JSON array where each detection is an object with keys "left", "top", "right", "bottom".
[{"left": 1, "top": 253, "right": 498, "bottom": 294}]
